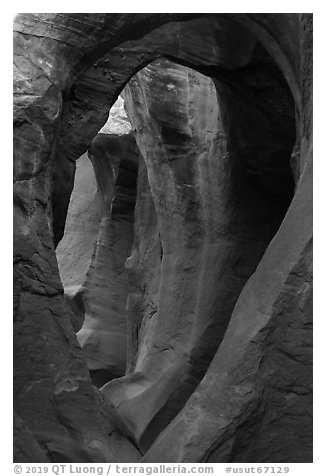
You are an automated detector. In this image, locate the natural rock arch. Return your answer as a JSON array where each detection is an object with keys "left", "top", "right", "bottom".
[{"left": 13, "top": 13, "right": 312, "bottom": 463}]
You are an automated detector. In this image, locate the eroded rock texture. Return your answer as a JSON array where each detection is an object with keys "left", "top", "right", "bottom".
[
  {"left": 57, "top": 98, "right": 139, "bottom": 386},
  {"left": 101, "top": 56, "right": 296, "bottom": 451},
  {"left": 13, "top": 13, "right": 312, "bottom": 463},
  {"left": 78, "top": 133, "right": 138, "bottom": 385}
]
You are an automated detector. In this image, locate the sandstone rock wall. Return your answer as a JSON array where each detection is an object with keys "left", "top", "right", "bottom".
[
  {"left": 101, "top": 56, "right": 296, "bottom": 451},
  {"left": 78, "top": 133, "right": 138, "bottom": 386},
  {"left": 142, "top": 19, "right": 313, "bottom": 462},
  {"left": 56, "top": 153, "right": 100, "bottom": 332},
  {"left": 56, "top": 98, "right": 139, "bottom": 386},
  {"left": 143, "top": 157, "right": 312, "bottom": 462}
]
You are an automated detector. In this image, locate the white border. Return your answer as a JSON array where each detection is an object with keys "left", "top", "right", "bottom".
[{"left": 5, "top": 3, "right": 323, "bottom": 473}]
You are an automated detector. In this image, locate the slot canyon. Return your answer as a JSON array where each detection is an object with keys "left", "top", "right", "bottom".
[{"left": 13, "top": 13, "right": 312, "bottom": 463}]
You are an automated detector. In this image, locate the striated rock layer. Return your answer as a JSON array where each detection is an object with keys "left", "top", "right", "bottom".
[
  {"left": 13, "top": 13, "right": 312, "bottom": 463},
  {"left": 141, "top": 22, "right": 313, "bottom": 462}
]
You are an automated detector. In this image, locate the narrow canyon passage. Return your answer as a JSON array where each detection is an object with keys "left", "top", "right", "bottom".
[
  {"left": 56, "top": 98, "right": 139, "bottom": 386},
  {"left": 13, "top": 13, "right": 312, "bottom": 464}
]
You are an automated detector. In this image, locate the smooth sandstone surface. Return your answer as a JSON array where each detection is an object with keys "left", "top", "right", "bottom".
[
  {"left": 56, "top": 97, "right": 139, "bottom": 385},
  {"left": 13, "top": 13, "right": 312, "bottom": 463},
  {"left": 56, "top": 152, "right": 100, "bottom": 332},
  {"left": 78, "top": 133, "right": 138, "bottom": 385},
  {"left": 143, "top": 156, "right": 312, "bottom": 462}
]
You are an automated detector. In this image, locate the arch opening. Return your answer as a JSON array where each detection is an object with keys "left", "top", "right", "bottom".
[{"left": 56, "top": 44, "right": 296, "bottom": 451}]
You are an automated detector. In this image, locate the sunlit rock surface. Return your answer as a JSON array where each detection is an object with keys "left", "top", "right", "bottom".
[{"left": 99, "top": 96, "right": 131, "bottom": 136}]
